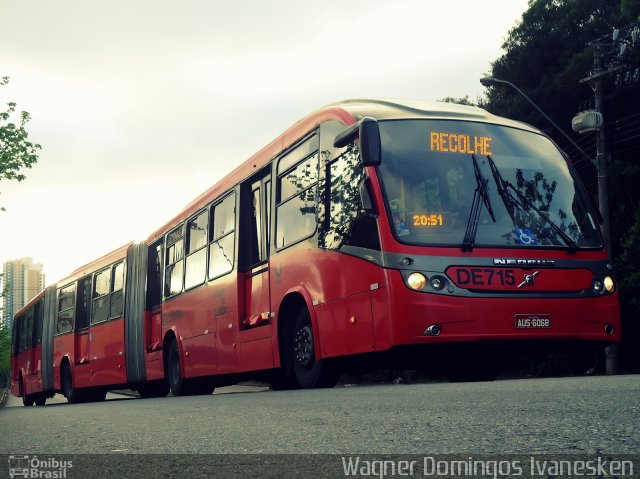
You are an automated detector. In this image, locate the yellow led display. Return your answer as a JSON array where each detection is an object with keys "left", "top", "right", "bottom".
[
  {"left": 413, "top": 214, "right": 444, "bottom": 227},
  {"left": 430, "top": 132, "right": 493, "bottom": 156}
]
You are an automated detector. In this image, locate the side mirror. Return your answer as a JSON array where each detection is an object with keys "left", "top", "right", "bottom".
[
  {"left": 359, "top": 118, "right": 381, "bottom": 167},
  {"left": 333, "top": 117, "right": 381, "bottom": 167}
]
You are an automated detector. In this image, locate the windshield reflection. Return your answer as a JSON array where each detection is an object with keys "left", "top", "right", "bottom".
[{"left": 378, "top": 120, "right": 601, "bottom": 249}]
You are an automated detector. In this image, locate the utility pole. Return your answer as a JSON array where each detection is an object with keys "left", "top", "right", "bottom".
[
  {"left": 578, "top": 44, "right": 614, "bottom": 250},
  {"left": 577, "top": 23, "right": 640, "bottom": 374},
  {"left": 592, "top": 46, "right": 616, "bottom": 374}
]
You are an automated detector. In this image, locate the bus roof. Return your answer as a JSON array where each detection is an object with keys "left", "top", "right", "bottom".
[
  {"left": 13, "top": 288, "right": 46, "bottom": 320},
  {"left": 56, "top": 242, "right": 133, "bottom": 287},
  {"left": 147, "top": 98, "right": 537, "bottom": 241}
]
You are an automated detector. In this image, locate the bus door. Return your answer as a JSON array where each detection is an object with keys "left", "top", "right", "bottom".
[
  {"left": 90, "top": 262, "right": 126, "bottom": 386},
  {"left": 74, "top": 275, "right": 92, "bottom": 384},
  {"left": 28, "top": 300, "right": 45, "bottom": 392},
  {"left": 238, "top": 171, "right": 273, "bottom": 368}
]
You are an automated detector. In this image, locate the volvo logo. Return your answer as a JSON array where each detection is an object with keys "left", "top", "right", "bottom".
[{"left": 518, "top": 271, "right": 539, "bottom": 288}]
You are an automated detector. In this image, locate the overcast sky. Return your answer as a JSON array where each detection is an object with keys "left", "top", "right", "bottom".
[{"left": 0, "top": 0, "right": 529, "bottom": 285}]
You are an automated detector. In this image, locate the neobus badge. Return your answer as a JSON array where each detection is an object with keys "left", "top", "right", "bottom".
[
  {"left": 430, "top": 131, "right": 493, "bottom": 155},
  {"left": 493, "top": 258, "right": 556, "bottom": 267}
]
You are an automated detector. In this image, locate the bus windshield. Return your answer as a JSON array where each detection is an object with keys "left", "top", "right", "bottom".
[{"left": 378, "top": 119, "right": 602, "bottom": 249}]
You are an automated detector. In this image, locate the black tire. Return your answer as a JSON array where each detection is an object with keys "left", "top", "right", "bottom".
[
  {"left": 292, "top": 309, "right": 340, "bottom": 389},
  {"left": 86, "top": 390, "right": 107, "bottom": 402},
  {"left": 34, "top": 394, "right": 46, "bottom": 406},
  {"left": 269, "top": 370, "right": 299, "bottom": 391},
  {"left": 166, "top": 340, "right": 214, "bottom": 396},
  {"left": 167, "top": 339, "right": 188, "bottom": 396},
  {"left": 189, "top": 379, "right": 215, "bottom": 396},
  {"left": 20, "top": 377, "right": 34, "bottom": 407},
  {"left": 62, "top": 363, "right": 84, "bottom": 403},
  {"left": 137, "top": 380, "right": 170, "bottom": 399}
]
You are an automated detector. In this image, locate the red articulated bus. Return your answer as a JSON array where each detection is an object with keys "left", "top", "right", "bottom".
[{"left": 11, "top": 99, "right": 620, "bottom": 404}]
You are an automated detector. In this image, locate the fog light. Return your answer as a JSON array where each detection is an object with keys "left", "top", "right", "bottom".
[
  {"left": 423, "top": 324, "right": 441, "bottom": 336},
  {"left": 430, "top": 276, "right": 445, "bottom": 290},
  {"left": 593, "top": 280, "right": 603, "bottom": 293},
  {"left": 605, "top": 324, "right": 615, "bottom": 335},
  {"left": 407, "top": 272, "right": 427, "bottom": 290},
  {"left": 604, "top": 276, "right": 615, "bottom": 293}
]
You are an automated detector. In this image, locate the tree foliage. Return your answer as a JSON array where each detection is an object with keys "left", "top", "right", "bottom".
[
  {"left": 440, "top": 96, "right": 478, "bottom": 106},
  {"left": 483, "top": 1, "right": 640, "bottom": 135},
  {"left": 0, "top": 320, "right": 9, "bottom": 388},
  {"left": 0, "top": 76, "right": 41, "bottom": 211},
  {"left": 482, "top": 0, "right": 640, "bottom": 370}
]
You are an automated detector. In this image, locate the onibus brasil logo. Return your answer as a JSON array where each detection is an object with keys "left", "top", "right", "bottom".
[{"left": 8, "top": 455, "right": 72, "bottom": 478}]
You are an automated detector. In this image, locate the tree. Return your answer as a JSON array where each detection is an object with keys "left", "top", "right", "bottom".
[
  {"left": 0, "top": 272, "right": 8, "bottom": 388},
  {"left": 440, "top": 96, "right": 477, "bottom": 106},
  {"left": 0, "top": 320, "right": 9, "bottom": 388},
  {"left": 481, "top": 0, "right": 640, "bottom": 371},
  {"left": 0, "top": 76, "right": 41, "bottom": 211}
]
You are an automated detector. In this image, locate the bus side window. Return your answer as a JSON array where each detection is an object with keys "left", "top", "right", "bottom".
[
  {"left": 75, "top": 276, "right": 91, "bottom": 330},
  {"left": 12, "top": 317, "right": 20, "bottom": 356},
  {"left": 24, "top": 309, "right": 34, "bottom": 349},
  {"left": 56, "top": 284, "right": 75, "bottom": 335},
  {"left": 146, "top": 240, "right": 163, "bottom": 309},
  {"left": 184, "top": 210, "right": 208, "bottom": 290},
  {"left": 92, "top": 269, "right": 110, "bottom": 324},
  {"left": 110, "top": 261, "right": 125, "bottom": 318},
  {"left": 34, "top": 299, "right": 44, "bottom": 345},
  {"left": 165, "top": 225, "right": 185, "bottom": 297},
  {"left": 275, "top": 136, "right": 319, "bottom": 249},
  {"left": 16, "top": 315, "right": 26, "bottom": 353},
  {"left": 324, "top": 144, "right": 380, "bottom": 251},
  {"left": 209, "top": 193, "right": 236, "bottom": 279}
]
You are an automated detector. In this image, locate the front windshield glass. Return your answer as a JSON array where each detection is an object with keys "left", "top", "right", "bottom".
[{"left": 378, "top": 119, "right": 601, "bottom": 249}]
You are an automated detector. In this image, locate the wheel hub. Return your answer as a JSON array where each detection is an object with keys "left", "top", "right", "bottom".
[{"left": 294, "top": 325, "right": 313, "bottom": 367}]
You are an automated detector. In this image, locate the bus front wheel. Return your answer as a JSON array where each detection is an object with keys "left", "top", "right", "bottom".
[{"left": 292, "top": 309, "right": 339, "bottom": 389}]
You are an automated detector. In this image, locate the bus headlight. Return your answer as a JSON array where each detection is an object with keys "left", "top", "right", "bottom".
[
  {"left": 407, "top": 272, "right": 428, "bottom": 291},
  {"left": 604, "top": 276, "right": 615, "bottom": 293}
]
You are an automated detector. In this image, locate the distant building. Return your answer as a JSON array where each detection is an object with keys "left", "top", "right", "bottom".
[{"left": 1, "top": 257, "right": 45, "bottom": 332}]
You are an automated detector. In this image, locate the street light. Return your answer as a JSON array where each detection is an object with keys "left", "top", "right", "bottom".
[
  {"left": 479, "top": 76, "right": 610, "bottom": 248},
  {"left": 479, "top": 77, "right": 596, "bottom": 168},
  {"left": 481, "top": 76, "right": 616, "bottom": 375}
]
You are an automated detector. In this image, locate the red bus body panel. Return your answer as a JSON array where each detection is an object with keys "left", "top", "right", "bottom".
[{"left": 11, "top": 100, "right": 620, "bottom": 399}]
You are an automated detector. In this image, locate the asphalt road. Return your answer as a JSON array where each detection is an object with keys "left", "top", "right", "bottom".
[{"left": 1, "top": 375, "right": 639, "bottom": 455}]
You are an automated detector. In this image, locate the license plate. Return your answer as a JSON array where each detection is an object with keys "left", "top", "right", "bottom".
[{"left": 515, "top": 314, "right": 551, "bottom": 328}]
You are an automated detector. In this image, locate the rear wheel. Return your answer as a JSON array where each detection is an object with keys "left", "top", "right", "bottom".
[
  {"left": 20, "top": 377, "right": 34, "bottom": 407},
  {"left": 189, "top": 379, "right": 215, "bottom": 396},
  {"left": 292, "top": 309, "right": 340, "bottom": 389},
  {"left": 34, "top": 394, "right": 46, "bottom": 406},
  {"left": 86, "top": 390, "right": 107, "bottom": 402},
  {"left": 62, "top": 363, "right": 84, "bottom": 403},
  {"left": 166, "top": 340, "right": 215, "bottom": 396},
  {"left": 137, "top": 380, "right": 170, "bottom": 399},
  {"left": 167, "top": 339, "right": 187, "bottom": 396}
]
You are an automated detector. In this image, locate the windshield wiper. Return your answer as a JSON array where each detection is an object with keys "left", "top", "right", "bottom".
[
  {"left": 462, "top": 154, "right": 496, "bottom": 252},
  {"left": 486, "top": 155, "right": 579, "bottom": 253}
]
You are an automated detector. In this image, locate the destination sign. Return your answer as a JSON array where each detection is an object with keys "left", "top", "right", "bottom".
[{"left": 430, "top": 132, "right": 493, "bottom": 156}]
